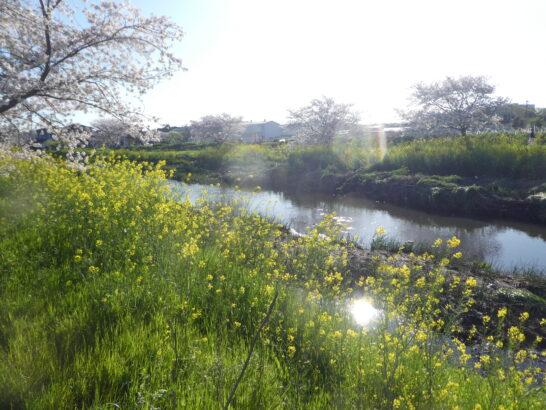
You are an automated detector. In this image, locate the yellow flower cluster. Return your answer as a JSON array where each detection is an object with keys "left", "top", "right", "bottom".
[{"left": 2, "top": 153, "right": 544, "bottom": 409}]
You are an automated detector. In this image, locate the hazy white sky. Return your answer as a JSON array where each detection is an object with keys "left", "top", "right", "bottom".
[{"left": 130, "top": 0, "right": 546, "bottom": 125}]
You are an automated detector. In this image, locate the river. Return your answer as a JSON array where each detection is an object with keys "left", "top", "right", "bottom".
[{"left": 172, "top": 182, "right": 546, "bottom": 273}]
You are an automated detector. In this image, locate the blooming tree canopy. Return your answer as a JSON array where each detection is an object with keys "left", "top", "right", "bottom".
[
  {"left": 288, "top": 97, "right": 359, "bottom": 145},
  {"left": 0, "top": 0, "right": 184, "bottom": 143},
  {"left": 89, "top": 117, "right": 159, "bottom": 148},
  {"left": 190, "top": 114, "right": 243, "bottom": 143},
  {"left": 402, "top": 76, "right": 508, "bottom": 137}
]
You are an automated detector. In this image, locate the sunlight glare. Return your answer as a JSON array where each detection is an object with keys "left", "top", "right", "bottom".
[{"left": 350, "top": 298, "right": 381, "bottom": 326}]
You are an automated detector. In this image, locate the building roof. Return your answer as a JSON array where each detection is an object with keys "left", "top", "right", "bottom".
[{"left": 241, "top": 121, "right": 280, "bottom": 126}]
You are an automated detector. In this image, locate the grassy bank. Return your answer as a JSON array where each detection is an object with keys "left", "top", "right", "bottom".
[
  {"left": 376, "top": 133, "right": 546, "bottom": 179},
  {"left": 112, "top": 132, "right": 546, "bottom": 182},
  {"left": 89, "top": 143, "right": 289, "bottom": 183},
  {"left": 101, "top": 133, "right": 546, "bottom": 223},
  {"left": 1, "top": 153, "right": 545, "bottom": 408}
]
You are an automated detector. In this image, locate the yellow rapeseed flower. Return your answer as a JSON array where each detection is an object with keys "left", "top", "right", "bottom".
[
  {"left": 479, "top": 355, "right": 491, "bottom": 364},
  {"left": 508, "top": 326, "right": 525, "bottom": 344},
  {"left": 432, "top": 238, "right": 443, "bottom": 248},
  {"left": 447, "top": 236, "right": 461, "bottom": 248}
]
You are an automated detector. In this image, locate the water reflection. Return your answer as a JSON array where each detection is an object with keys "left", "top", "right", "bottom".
[
  {"left": 349, "top": 298, "right": 382, "bottom": 326},
  {"left": 171, "top": 182, "right": 546, "bottom": 273}
]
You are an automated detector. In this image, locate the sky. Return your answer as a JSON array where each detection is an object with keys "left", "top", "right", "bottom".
[{"left": 127, "top": 0, "right": 546, "bottom": 126}]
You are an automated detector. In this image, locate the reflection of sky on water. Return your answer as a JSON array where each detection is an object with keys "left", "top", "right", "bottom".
[{"left": 171, "top": 182, "right": 546, "bottom": 273}]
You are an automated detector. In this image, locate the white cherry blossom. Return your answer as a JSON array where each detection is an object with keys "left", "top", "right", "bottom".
[{"left": 0, "top": 0, "right": 184, "bottom": 147}]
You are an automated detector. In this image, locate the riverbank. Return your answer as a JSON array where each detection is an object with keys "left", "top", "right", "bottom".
[
  {"left": 2, "top": 154, "right": 545, "bottom": 408},
  {"left": 195, "top": 167, "right": 546, "bottom": 225},
  {"left": 340, "top": 170, "right": 546, "bottom": 224},
  {"left": 173, "top": 179, "right": 546, "bottom": 273},
  {"left": 103, "top": 134, "right": 546, "bottom": 225}
]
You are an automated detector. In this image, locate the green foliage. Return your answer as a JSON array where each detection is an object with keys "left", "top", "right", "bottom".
[
  {"left": 116, "top": 133, "right": 546, "bottom": 189},
  {"left": 0, "top": 154, "right": 545, "bottom": 408},
  {"left": 286, "top": 145, "right": 348, "bottom": 176},
  {"left": 331, "top": 135, "right": 384, "bottom": 170},
  {"left": 95, "top": 143, "right": 288, "bottom": 183},
  {"left": 95, "top": 145, "right": 231, "bottom": 181},
  {"left": 378, "top": 134, "right": 546, "bottom": 179}
]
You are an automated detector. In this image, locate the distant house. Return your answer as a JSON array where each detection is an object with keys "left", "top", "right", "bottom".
[
  {"left": 157, "top": 125, "right": 191, "bottom": 143},
  {"left": 30, "top": 125, "right": 94, "bottom": 149},
  {"left": 29, "top": 124, "right": 96, "bottom": 149},
  {"left": 65, "top": 123, "right": 94, "bottom": 134},
  {"left": 157, "top": 125, "right": 188, "bottom": 134},
  {"left": 32, "top": 128, "right": 54, "bottom": 148},
  {"left": 241, "top": 121, "right": 293, "bottom": 143}
]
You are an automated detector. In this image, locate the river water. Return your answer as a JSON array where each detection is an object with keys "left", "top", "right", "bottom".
[{"left": 172, "top": 182, "right": 546, "bottom": 273}]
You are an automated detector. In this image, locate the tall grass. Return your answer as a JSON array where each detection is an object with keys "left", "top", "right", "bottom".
[
  {"left": 378, "top": 134, "right": 546, "bottom": 179},
  {"left": 109, "top": 133, "right": 546, "bottom": 184},
  {"left": 1, "top": 153, "right": 544, "bottom": 408},
  {"left": 96, "top": 143, "right": 287, "bottom": 182}
]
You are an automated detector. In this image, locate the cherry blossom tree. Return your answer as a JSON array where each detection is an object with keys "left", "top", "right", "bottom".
[
  {"left": 190, "top": 114, "right": 243, "bottom": 143},
  {"left": 287, "top": 97, "right": 359, "bottom": 145},
  {"left": 0, "top": 0, "right": 184, "bottom": 145},
  {"left": 402, "top": 76, "right": 508, "bottom": 137},
  {"left": 89, "top": 118, "right": 159, "bottom": 148}
]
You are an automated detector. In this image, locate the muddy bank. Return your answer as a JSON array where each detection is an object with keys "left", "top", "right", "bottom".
[
  {"left": 339, "top": 171, "right": 546, "bottom": 225},
  {"left": 229, "top": 168, "right": 546, "bottom": 225}
]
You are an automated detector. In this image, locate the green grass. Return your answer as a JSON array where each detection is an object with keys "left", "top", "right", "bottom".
[
  {"left": 89, "top": 143, "right": 288, "bottom": 183},
  {"left": 93, "top": 132, "right": 546, "bottom": 190},
  {"left": 376, "top": 133, "right": 546, "bottom": 179},
  {"left": 106, "top": 134, "right": 546, "bottom": 198},
  {"left": 2, "top": 153, "right": 544, "bottom": 408}
]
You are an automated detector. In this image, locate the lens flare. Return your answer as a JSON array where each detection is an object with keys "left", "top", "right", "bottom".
[{"left": 350, "top": 298, "right": 381, "bottom": 326}]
